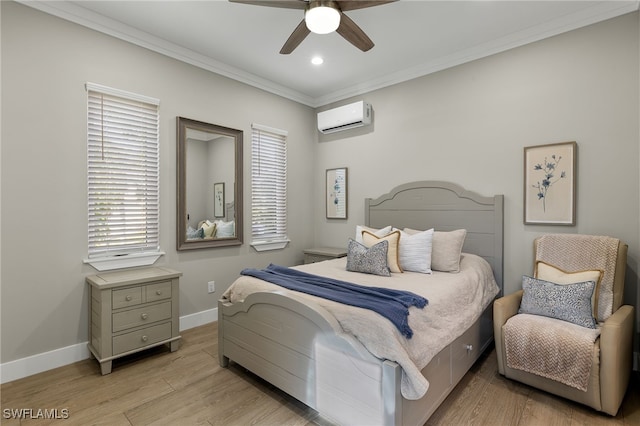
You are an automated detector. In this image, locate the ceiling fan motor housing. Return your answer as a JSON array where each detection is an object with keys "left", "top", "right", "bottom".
[{"left": 305, "top": 1, "right": 341, "bottom": 34}]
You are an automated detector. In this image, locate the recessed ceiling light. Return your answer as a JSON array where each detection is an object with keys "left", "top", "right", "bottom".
[{"left": 311, "top": 56, "right": 324, "bottom": 65}]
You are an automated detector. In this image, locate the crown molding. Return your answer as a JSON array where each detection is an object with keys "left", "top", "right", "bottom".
[
  {"left": 314, "top": 1, "right": 640, "bottom": 106},
  {"left": 17, "top": 0, "right": 317, "bottom": 106},
  {"left": 17, "top": 1, "right": 639, "bottom": 108}
]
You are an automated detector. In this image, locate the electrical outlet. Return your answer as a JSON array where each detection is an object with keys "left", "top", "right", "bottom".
[{"left": 207, "top": 281, "right": 215, "bottom": 293}]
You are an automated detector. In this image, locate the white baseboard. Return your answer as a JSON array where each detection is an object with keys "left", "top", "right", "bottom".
[
  {"left": 0, "top": 342, "right": 91, "bottom": 385},
  {"left": 0, "top": 308, "right": 218, "bottom": 384},
  {"left": 179, "top": 307, "right": 218, "bottom": 331}
]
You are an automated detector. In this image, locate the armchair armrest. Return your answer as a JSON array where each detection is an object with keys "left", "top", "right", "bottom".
[
  {"left": 493, "top": 290, "right": 523, "bottom": 375},
  {"left": 599, "top": 304, "right": 635, "bottom": 416},
  {"left": 494, "top": 290, "right": 523, "bottom": 326}
]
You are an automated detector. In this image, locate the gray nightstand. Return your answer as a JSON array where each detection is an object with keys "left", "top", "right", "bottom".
[
  {"left": 303, "top": 247, "right": 347, "bottom": 264},
  {"left": 86, "top": 267, "right": 182, "bottom": 375}
]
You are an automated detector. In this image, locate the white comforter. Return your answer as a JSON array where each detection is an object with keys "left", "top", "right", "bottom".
[{"left": 222, "top": 253, "right": 499, "bottom": 400}]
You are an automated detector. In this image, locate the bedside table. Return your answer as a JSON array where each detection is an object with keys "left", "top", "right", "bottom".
[
  {"left": 303, "top": 247, "right": 347, "bottom": 264},
  {"left": 86, "top": 266, "right": 182, "bottom": 375}
]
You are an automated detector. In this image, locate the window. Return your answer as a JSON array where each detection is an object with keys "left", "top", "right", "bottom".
[
  {"left": 85, "top": 83, "right": 162, "bottom": 270},
  {"left": 250, "top": 123, "right": 288, "bottom": 251}
]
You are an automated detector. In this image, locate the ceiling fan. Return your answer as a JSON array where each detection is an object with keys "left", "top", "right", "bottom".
[{"left": 229, "top": 0, "right": 397, "bottom": 54}]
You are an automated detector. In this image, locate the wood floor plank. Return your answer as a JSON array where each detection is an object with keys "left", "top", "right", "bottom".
[
  {"left": 463, "top": 372, "right": 531, "bottom": 425},
  {"left": 426, "top": 349, "right": 497, "bottom": 425},
  {"left": 2, "top": 323, "right": 639, "bottom": 426},
  {"left": 570, "top": 409, "right": 624, "bottom": 426},
  {"left": 519, "top": 390, "right": 573, "bottom": 426},
  {"left": 620, "top": 372, "right": 640, "bottom": 426},
  {"left": 1, "top": 359, "right": 96, "bottom": 406}
]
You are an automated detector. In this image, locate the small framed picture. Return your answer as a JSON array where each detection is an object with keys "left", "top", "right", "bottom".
[
  {"left": 524, "top": 141, "right": 576, "bottom": 225},
  {"left": 214, "top": 182, "right": 225, "bottom": 218},
  {"left": 326, "top": 168, "right": 348, "bottom": 219}
]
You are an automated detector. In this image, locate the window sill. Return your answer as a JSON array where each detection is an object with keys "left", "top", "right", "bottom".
[
  {"left": 251, "top": 239, "right": 290, "bottom": 252},
  {"left": 83, "top": 252, "right": 165, "bottom": 271}
]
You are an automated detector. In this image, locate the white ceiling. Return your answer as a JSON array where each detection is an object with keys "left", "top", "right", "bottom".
[{"left": 22, "top": 0, "right": 639, "bottom": 107}]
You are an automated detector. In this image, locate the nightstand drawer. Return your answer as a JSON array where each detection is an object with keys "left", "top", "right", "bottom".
[
  {"left": 112, "top": 301, "right": 172, "bottom": 332},
  {"left": 112, "top": 286, "right": 143, "bottom": 309},
  {"left": 146, "top": 281, "right": 171, "bottom": 303},
  {"left": 112, "top": 322, "right": 172, "bottom": 355}
]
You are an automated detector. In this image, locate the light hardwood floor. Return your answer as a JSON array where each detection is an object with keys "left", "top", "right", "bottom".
[{"left": 2, "top": 323, "right": 639, "bottom": 425}]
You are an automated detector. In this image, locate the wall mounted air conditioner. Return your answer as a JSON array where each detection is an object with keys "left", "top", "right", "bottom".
[{"left": 317, "top": 100, "right": 372, "bottom": 134}]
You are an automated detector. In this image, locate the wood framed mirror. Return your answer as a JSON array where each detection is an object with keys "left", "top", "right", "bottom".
[{"left": 177, "top": 117, "right": 243, "bottom": 250}]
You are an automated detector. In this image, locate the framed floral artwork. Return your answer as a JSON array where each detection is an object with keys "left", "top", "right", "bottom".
[
  {"left": 524, "top": 141, "right": 576, "bottom": 225},
  {"left": 326, "top": 168, "right": 348, "bottom": 219}
]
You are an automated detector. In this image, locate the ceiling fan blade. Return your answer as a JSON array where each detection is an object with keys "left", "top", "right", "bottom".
[
  {"left": 335, "top": 12, "right": 374, "bottom": 52},
  {"left": 280, "top": 20, "right": 311, "bottom": 54},
  {"left": 336, "top": 0, "right": 397, "bottom": 12},
  {"left": 228, "top": 0, "right": 307, "bottom": 9}
]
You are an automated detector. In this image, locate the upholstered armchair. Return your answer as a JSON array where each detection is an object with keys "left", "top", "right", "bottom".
[{"left": 494, "top": 234, "right": 634, "bottom": 416}]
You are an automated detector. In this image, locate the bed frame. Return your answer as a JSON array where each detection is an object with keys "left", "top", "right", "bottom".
[{"left": 218, "top": 181, "right": 504, "bottom": 425}]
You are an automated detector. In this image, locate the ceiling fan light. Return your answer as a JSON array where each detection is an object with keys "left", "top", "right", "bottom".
[{"left": 305, "top": 5, "right": 340, "bottom": 35}]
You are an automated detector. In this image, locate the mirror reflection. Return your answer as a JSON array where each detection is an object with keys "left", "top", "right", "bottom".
[{"left": 177, "top": 117, "right": 243, "bottom": 250}]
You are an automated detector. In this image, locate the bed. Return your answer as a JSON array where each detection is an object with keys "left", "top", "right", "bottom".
[
  {"left": 218, "top": 181, "right": 504, "bottom": 425},
  {"left": 186, "top": 202, "right": 236, "bottom": 240}
]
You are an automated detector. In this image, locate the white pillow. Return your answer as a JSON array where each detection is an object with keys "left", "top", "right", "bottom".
[
  {"left": 398, "top": 228, "right": 434, "bottom": 274},
  {"left": 405, "top": 228, "right": 467, "bottom": 273},
  {"left": 355, "top": 225, "right": 392, "bottom": 244},
  {"left": 215, "top": 220, "right": 235, "bottom": 238}
]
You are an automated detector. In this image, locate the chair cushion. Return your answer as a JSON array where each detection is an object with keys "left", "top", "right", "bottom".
[
  {"left": 503, "top": 313, "right": 600, "bottom": 391},
  {"left": 519, "top": 275, "right": 597, "bottom": 328}
]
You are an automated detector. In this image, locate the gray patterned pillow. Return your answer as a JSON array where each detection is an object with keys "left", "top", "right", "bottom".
[
  {"left": 186, "top": 226, "right": 204, "bottom": 240},
  {"left": 346, "top": 239, "right": 391, "bottom": 277},
  {"left": 519, "top": 275, "right": 597, "bottom": 328}
]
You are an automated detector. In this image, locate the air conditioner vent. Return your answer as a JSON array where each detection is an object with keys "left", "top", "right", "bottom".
[{"left": 317, "top": 101, "right": 372, "bottom": 134}]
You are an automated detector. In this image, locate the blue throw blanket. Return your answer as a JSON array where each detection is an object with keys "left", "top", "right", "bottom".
[{"left": 240, "top": 263, "right": 428, "bottom": 338}]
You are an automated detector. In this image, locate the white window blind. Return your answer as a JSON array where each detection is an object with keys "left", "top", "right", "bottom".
[
  {"left": 251, "top": 124, "right": 288, "bottom": 245},
  {"left": 86, "top": 83, "right": 160, "bottom": 259}
]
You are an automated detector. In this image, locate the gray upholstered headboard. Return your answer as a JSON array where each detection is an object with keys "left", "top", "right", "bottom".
[{"left": 365, "top": 181, "right": 504, "bottom": 295}]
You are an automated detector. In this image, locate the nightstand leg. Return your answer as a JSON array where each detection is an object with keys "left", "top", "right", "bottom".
[
  {"left": 220, "top": 355, "right": 229, "bottom": 367},
  {"left": 100, "top": 361, "right": 112, "bottom": 375},
  {"left": 170, "top": 340, "right": 179, "bottom": 352}
]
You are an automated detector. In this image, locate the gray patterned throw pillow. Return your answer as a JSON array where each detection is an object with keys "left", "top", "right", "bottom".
[
  {"left": 346, "top": 239, "right": 391, "bottom": 277},
  {"left": 519, "top": 275, "right": 597, "bottom": 328}
]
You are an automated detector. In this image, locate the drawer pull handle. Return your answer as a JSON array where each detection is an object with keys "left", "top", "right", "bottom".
[
  {"left": 141, "top": 313, "right": 148, "bottom": 320},
  {"left": 465, "top": 344, "right": 473, "bottom": 352},
  {"left": 141, "top": 335, "right": 148, "bottom": 342},
  {"left": 156, "top": 290, "right": 162, "bottom": 295},
  {"left": 125, "top": 295, "right": 132, "bottom": 301}
]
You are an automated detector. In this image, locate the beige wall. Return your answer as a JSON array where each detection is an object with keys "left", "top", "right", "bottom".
[
  {"left": 0, "top": 1, "right": 316, "bottom": 363},
  {"left": 1, "top": 1, "right": 639, "bottom": 368},
  {"left": 315, "top": 13, "right": 640, "bottom": 328}
]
